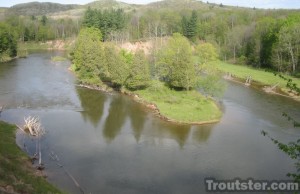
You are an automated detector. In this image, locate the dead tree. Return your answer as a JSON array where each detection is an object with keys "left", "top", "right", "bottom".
[{"left": 20, "top": 116, "right": 46, "bottom": 169}]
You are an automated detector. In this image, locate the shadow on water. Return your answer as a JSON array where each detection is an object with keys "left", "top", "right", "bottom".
[
  {"left": 192, "top": 124, "right": 214, "bottom": 143},
  {"left": 103, "top": 95, "right": 128, "bottom": 143},
  {"left": 76, "top": 87, "right": 106, "bottom": 128},
  {"left": 127, "top": 101, "right": 147, "bottom": 143},
  {"left": 163, "top": 124, "right": 191, "bottom": 148},
  {"left": 149, "top": 121, "right": 214, "bottom": 148}
]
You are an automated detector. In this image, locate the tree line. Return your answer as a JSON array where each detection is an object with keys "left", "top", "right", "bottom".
[
  {"left": 81, "top": 3, "right": 300, "bottom": 75},
  {"left": 1, "top": 14, "right": 79, "bottom": 43},
  {"left": 72, "top": 27, "right": 222, "bottom": 96},
  {"left": 0, "top": 14, "right": 79, "bottom": 59},
  {"left": 82, "top": 7, "right": 127, "bottom": 41},
  {"left": 72, "top": 27, "right": 151, "bottom": 90},
  {"left": 2, "top": 0, "right": 300, "bottom": 75}
]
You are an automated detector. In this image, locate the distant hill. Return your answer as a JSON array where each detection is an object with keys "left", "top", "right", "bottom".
[
  {"left": 3, "top": 0, "right": 296, "bottom": 19},
  {"left": 85, "top": 0, "right": 140, "bottom": 12},
  {"left": 146, "top": 0, "right": 211, "bottom": 10},
  {"left": 49, "top": 0, "right": 140, "bottom": 19},
  {"left": 7, "top": 2, "right": 81, "bottom": 16}
]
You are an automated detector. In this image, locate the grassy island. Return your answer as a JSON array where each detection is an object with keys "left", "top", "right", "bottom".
[
  {"left": 0, "top": 121, "right": 62, "bottom": 194},
  {"left": 135, "top": 85, "right": 221, "bottom": 124},
  {"left": 72, "top": 29, "right": 224, "bottom": 125}
]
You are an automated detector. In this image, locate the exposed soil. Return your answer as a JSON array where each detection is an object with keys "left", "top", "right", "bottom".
[
  {"left": 119, "top": 40, "right": 153, "bottom": 55},
  {"left": 44, "top": 39, "right": 75, "bottom": 50}
]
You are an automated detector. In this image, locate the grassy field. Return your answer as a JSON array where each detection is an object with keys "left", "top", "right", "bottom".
[
  {"left": 18, "top": 41, "right": 50, "bottom": 51},
  {"left": 51, "top": 56, "right": 67, "bottom": 62},
  {"left": 0, "top": 121, "right": 62, "bottom": 194},
  {"left": 216, "top": 61, "right": 300, "bottom": 88},
  {"left": 135, "top": 83, "right": 222, "bottom": 124}
]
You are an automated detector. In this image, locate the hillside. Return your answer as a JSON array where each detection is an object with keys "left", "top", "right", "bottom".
[
  {"left": 2, "top": 0, "right": 283, "bottom": 19},
  {"left": 85, "top": 0, "right": 140, "bottom": 11},
  {"left": 147, "top": 0, "right": 212, "bottom": 10},
  {"left": 6, "top": 2, "right": 81, "bottom": 16}
]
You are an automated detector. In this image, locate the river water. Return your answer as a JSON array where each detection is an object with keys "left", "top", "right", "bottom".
[{"left": 0, "top": 52, "right": 299, "bottom": 194}]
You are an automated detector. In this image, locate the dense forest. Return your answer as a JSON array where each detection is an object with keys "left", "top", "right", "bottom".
[{"left": 0, "top": 0, "right": 300, "bottom": 76}]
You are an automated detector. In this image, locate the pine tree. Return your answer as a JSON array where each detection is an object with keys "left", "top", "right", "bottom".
[
  {"left": 187, "top": 10, "right": 198, "bottom": 40},
  {"left": 73, "top": 27, "right": 103, "bottom": 84}
]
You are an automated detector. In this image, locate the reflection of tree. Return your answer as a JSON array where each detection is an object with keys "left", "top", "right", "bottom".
[
  {"left": 161, "top": 123, "right": 191, "bottom": 148},
  {"left": 127, "top": 103, "right": 147, "bottom": 142},
  {"left": 192, "top": 125, "right": 214, "bottom": 143},
  {"left": 103, "top": 96, "right": 127, "bottom": 143},
  {"left": 76, "top": 87, "right": 106, "bottom": 127}
]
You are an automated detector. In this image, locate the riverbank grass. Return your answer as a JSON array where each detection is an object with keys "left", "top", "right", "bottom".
[
  {"left": 216, "top": 61, "right": 300, "bottom": 88},
  {"left": 135, "top": 83, "right": 222, "bottom": 123},
  {"left": 51, "top": 56, "right": 67, "bottom": 62},
  {"left": 0, "top": 121, "right": 62, "bottom": 194},
  {"left": 18, "top": 41, "right": 50, "bottom": 51}
]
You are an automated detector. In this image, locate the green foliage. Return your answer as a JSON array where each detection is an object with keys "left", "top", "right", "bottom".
[
  {"left": 198, "top": 74, "right": 226, "bottom": 98},
  {"left": 82, "top": 7, "right": 127, "bottom": 41},
  {"left": 195, "top": 42, "right": 218, "bottom": 66},
  {"left": 182, "top": 10, "right": 198, "bottom": 41},
  {"left": 41, "top": 15, "right": 47, "bottom": 26},
  {"left": 0, "top": 22, "right": 17, "bottom": 61},
  {"left": 73, "top": 27, "right": 103, "bottom": 85},
  {"left": 102, "top": 43, "right": 129, "bottom": 87},
  {"left": 258, "top": 17, "right": 279, "bottom": 69},
  {"left": 3, "top": 14, "right": 78, "bottom": 42},
  {"left": 126, "top": 50, "right": 151, "bottom": 90},
  {"left": 276, "top": 23, "right": 300, "bottom": 73},
  {"left": 194, "top": 43, "right": 225, "bottom": 97},
  {"left": 158, "top": 33, "right": 197, "bottom": 90}
]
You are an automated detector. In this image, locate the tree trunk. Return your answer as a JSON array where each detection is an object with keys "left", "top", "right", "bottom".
[
  {"left": 288, "top": 43, "right": 296, "bottom": 73},
  {"left": 38, "top": 138, "right": 42, "bottom": 165},
  {"left": 233, "top": 45, "right": 236, "bottom": 63}
]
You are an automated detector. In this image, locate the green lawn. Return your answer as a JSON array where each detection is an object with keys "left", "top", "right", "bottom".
[
  {"left": 135, "top": 84, "right": 222, "bottom": 124},
  {"left": 0, "top": 121, "right": 62, "bottom": 194},
  {"left": 216, "top": 61, "right": 300, "bottom": 89}
]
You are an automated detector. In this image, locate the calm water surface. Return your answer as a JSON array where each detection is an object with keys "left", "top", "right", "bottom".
[{"left": 0, "top": 52, "right": 299, "bottom": 194}]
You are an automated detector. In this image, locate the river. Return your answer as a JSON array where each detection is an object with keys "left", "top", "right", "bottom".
[{"left": 0, "top": 51, "right": 299, "bottom": 194}]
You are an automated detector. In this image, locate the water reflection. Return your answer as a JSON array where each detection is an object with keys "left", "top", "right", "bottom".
[
  {"left": 192, "top": 125, "right": 214, "bottom": 143},
  {"left": 159, "top": 123, "right": 191, "bottom": 148},
  {"left": 75, "top": 86, "right": 214, "bottom": 146},
  {"left": 127, "top": 101, "right": 147, "bottom": 142},
  {"left": 103, "top": 96, "right": 127, "bottom": 143},
  {"left": 3, "top": 52, "right": 300, "bottom": 194},
  {"left": 76, "top": 87, "right": 106, "bottom": 127}
]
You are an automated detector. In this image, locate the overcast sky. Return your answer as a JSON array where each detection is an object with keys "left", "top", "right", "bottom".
[{"left": 1, "top": 0, "right": 300, "bottom": 9}]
